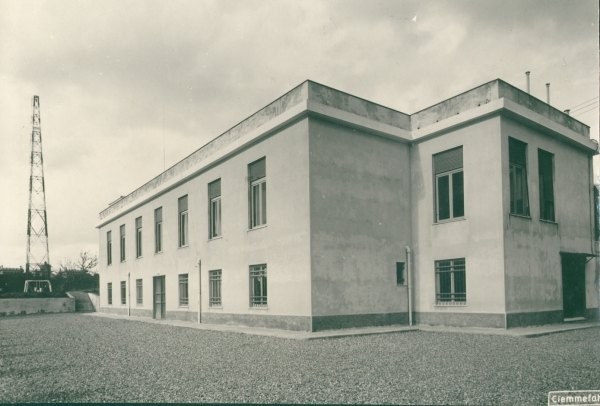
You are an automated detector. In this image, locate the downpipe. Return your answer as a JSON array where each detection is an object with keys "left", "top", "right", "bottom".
[
  {"left": 406, "top": 246, "right": 413, "bottom": 326},
  {"left": 127, "top": 272, "right": 131, "bottom": 317},
  {"left": 197, "top": 259, "right": 202, "bottom": 324}
]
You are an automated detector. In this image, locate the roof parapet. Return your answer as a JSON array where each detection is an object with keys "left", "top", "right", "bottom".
[{"left": 99, "top": 78, "right": 593, "bottom": 225}]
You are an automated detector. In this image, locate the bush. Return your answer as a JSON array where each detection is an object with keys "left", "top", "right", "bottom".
[
  {"left": 0, "top": 269, "right": 99, "bottom": 295},
  {"left": 0, "top": 291, "right": 68, "bottom": 299}
]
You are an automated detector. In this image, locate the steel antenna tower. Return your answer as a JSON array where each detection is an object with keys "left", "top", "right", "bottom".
[{"left": 26, "top": 95, "right": 50, "bottom": 273}]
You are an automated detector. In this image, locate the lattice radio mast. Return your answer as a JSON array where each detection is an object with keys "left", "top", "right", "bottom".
[{"left": 26, "top": 95, "right": 50, "bottom": 273}]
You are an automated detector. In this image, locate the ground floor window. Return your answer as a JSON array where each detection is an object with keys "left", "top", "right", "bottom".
[
  {"left": 136, "top": 279, "right": 143, "bottom": 305},
  {"left": 435, "top": 258, "right": 466, "bottom": 304},
  {"left": 249, "top": 264, "right": 267, "bottom": 307},
  {"left": 396, "top": 262, "right": 406, "bottom": 285},
  {"left": 209, "top": 270, "right": 222, "bottom": 307},
  {"left": 107, "top": 282, "right": 112, "bottom": 305},
  {"left": 120, "top": 281, "right": 127, "bottom": 305},
  {"left": 179, "top": 274, "right": 189, "bottom": 306}
]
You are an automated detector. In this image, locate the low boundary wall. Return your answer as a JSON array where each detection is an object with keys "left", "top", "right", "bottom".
[{"left": 0, "top": 298, "right": 75, "bottom": 317}]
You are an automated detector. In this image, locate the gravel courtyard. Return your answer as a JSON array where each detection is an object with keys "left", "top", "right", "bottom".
[{"left": 0, "top": 314, "right": 598, "bottom": 404}]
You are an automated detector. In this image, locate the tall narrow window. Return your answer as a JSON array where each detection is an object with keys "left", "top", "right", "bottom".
[
  {"left": 435, "top": 258, "right": 466, "bottom": 304},
  {"left": 509, "top": 138, "right": 530, "bottom": 216},
  {"left": 154, "top": 207, "right": 163, "bottom": 253},
  {"left": 249, "top": 264, "right": 267, "bottom": 307},
  {"left": 119, "top": 224, "right": 126, "bottom": 262},
  {"left": 136, "top": 279, "right": 143, "bottom": 305},
  {"left": 433, "top": 147, "right": 464, "bottom": 222},
  {"left": 538, "top": 149, "right": 555, "bottom": 221},
  {"left": 178, "top": 273, "right": 189, "bottom": 306},
  {"left": 248, "top": 157, "right": 267, "bottom": 229},
  {"left": 178, "top": 195, "right": 188, "bottom": 247},
  {"left": 120, "top": 281, "right": 126, "bottom": 305},
  {"left": 209, "top": 270, "right": 222, "bottom": 306},
  {"left": 396, "top": 262, "right": 405, "bottom": 285},
  {"left": 106, "top": 231, "right": 112, "bottom": 266},
  {"left": 107, "top": 282, "right": 112, "bottom": 305},
  {"left": 135, "top": 216, "right": 143, "bottom": 258},
  {"left": 208, "top": 179, "right": 222, "bottom": 239}
]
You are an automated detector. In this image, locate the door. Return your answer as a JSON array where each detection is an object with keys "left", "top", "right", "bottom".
[
  {"left": 561, "top": 254, "right": 586, "bottom": 319},
  {"left": 153, "top": 275, "right": 166, "bottom": 319}
]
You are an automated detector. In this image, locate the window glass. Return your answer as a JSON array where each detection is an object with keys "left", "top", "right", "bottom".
[
  {"left": 509, "top": 138, "right": 530, "bottom": 216},
  {"left": 249, "top": 264, "right": 267, "bottom": 306},
  {"left": 249, "top": 158, "right": 267, "bottom": 228},
  {"left": 154, "top": 207, "right": 163, "bottom": 253},
  {"left": 538, "top": 149, "right": 555, "bottom": 221},
  {"left": 433, "top": 147, "right": 463, "bottom": 222},
  {"left": 435, "top": 258, "right": 466, "bottom": 304}
]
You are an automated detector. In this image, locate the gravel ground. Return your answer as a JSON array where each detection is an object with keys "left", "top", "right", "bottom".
[{"left": 0, "top": 314, "right": 598, "bottom": 404}]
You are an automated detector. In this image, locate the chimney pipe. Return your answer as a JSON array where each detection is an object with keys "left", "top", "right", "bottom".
[
  {"left": 525, "top": 71, "right": 531, "bottom": 94},
  {"left": 546, "top": 83, "right": 550, "bottom": 104}
]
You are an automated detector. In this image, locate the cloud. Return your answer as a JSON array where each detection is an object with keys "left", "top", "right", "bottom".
[{"left": 0, "top": 0, "right": 597, "bottom": 267}]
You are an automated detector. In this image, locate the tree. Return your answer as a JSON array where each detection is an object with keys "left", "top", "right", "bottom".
[{"left": 59, "top": 251, "right": 98, "bottom": 274}]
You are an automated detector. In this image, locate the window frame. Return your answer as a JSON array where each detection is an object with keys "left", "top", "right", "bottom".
[
  {"left": 178, "top": 273, "right": 189, "bottom": 306},
  {"left": 435, "top": 258, "right": 466, "bottom": 305},
  {"left": 106, "top": 230, "right": 112, "bottom": 266},
  {"left": 396, "top": 262, "right": 406, "bottom": 286},
  {"left": 538, "top": 149, "right": 555, "bottom": 222},
  {"left": 135, "top": 216, "right": 143, "bottom": 258},
  {"left": 248, "top": 158, "right": 267, "bottom": 229},
  {"left": 509, "top": 137, "right": 530, "bottom": 217},
  {"left": 120, "top": 280, "right": 126, "bottom": 305},
  {"left": 249, "top": 264, "right": 267, "bottom": 307},
  {"left": 154, "top": 207, "right": 163, "bottom": 253},
  {"left": 107, "top": 282, "right": 112, "bottom": 305},
  {"left": 178, "top": 195, "right": 189, "bottom": 248},
  {"left": 433, "top": 147, "right": 464, "bottom": 223},
  {"left": 208, "top": 179, "right": 222, "bottom": 239},
  {"left": 119, "top": 224, "right": 126, "bottom": 262},
  {"left": 209, "top": 269, "right": 222, "bottom": 307},
  {"left": 136, "top": 278, "right": 143, "bottom": 305}
]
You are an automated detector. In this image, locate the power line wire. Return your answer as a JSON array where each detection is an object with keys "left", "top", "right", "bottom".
[
  {"left": 570, "top": 100, "right": 599, "bottom": 113},
  {"left": 569, "top": 96, "right": 599, "bottom": 110},
  {"left": 572, "top": 105, "right": 599, "bottom": 117}
]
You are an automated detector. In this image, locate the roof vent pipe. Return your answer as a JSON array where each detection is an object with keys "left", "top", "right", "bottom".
[
  {"left": 564, "top": 109, "right": 570, "bottom": 115},
  {"left": 546, "top": 83, "right": 551, "bottom": 105},
  {"left": 525, "top": 71, "right": 531, "bottom": 94}
]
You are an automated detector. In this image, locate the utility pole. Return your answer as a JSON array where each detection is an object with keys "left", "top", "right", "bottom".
[{"left": 26, "top": 95, "right": 50, "bottom": 275}]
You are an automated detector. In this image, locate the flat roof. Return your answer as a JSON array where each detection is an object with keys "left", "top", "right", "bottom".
[{"left": 98, "top": 78, "right": 593, "bottom": 226}]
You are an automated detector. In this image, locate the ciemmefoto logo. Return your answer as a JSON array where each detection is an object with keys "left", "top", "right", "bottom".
[{"left": 548, "top": 390, "right": 600, "bottom": 406}]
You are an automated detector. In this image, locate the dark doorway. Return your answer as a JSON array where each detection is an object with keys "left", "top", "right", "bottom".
[
  {"left": 153, "top": 275, "right": 166, "bottom": 319},
  {"left": 561, "top": 254, "right": 586, "bottom": 319}
]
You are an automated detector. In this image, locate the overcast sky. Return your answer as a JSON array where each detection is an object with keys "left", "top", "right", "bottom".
[{"left": 0, "top": 0, "right": 598, "bottom": 269}]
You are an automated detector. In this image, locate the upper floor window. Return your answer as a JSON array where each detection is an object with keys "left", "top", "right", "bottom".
[
  {"left": 178, "top": 195, "right": 188, "bottom": 247},
  {"left": 119, "top": 224, "right": 126, "bottom": 262},
  {"left": 433, "top": 146, "right": 464, "bottom": 222},
  {"left": 509, "top": 138, "right": 530, "bottom": 216},
  {"left": 248, "top": 157, "right": 267, "bottom": 229},
  {"left": 538, "top": 149, "right": 555, "bottom": 222},
  {"left": 208, "top": 179, "right": 222, "bottom": 239},
  {"left": 154, "top": 207, "right": 163, "bottom": 253},
  {"left": 106, "top": 230, "right": 112, "bottom": 266},
  {"left": 135, "top": 216, "right": 142, "bottom": 258}
]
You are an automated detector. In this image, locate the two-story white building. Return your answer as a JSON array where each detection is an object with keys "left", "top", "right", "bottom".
[{"left": 97, "top": 79, "right": 599, "bottom": 330}]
